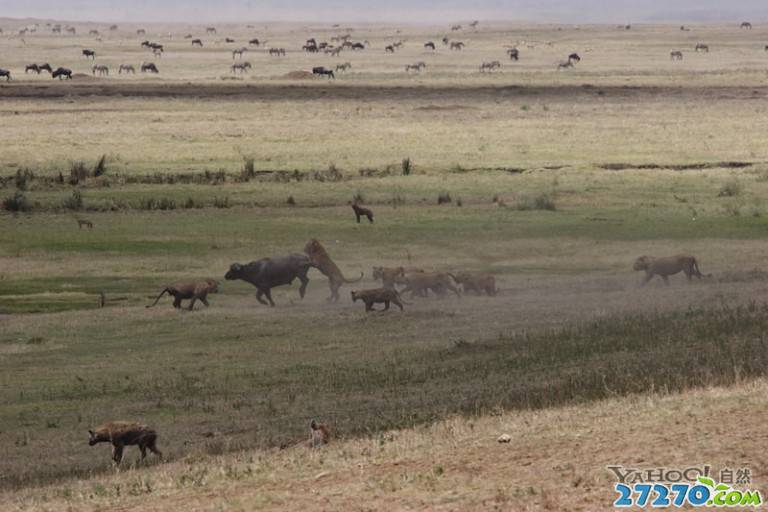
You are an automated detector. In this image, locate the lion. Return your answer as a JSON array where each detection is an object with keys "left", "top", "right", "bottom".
[
  {"left": 449, "top": 272, "right": 498, "bottom": 296},
  {"left": 399, "top": 272, "right": 460, "bottom": 298},
  {"left": 88, "top": 421, "right": 162, "bottom": 464},
  {"left": 351, "top": 287, "right": 409, "bottom": 312},
  {"left": 304, "top": 239, "right": 363, "bottom": 301},
  {"left": 146, "top": 279, "right": 219, "bottom": 310},
  {"left": 633, "top": 255, "right": 706, "bottom": 285},
  {"left": 372, "top": 266, "right": 424, "bottom": 289}
]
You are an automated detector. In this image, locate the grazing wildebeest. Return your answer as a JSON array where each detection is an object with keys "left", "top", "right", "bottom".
[
  {"left": 141, "top": 40, "right": 151, "bottom": 48},
  {"left": 306, "top": 38, "right": 317, "bottom": 46},
  {"left": 141, "top": 62, "right": 159, "bottom": 73},
  {"left": 206, "top": 26, "right": 216, "bottom": 34},
  {"left": 442, "top": 36, "right": 450, "bottom": 45},
  {"left": 385, "top": 44, "right": 395, "bottom": 53},
  {"left": 225, "top": 37, "right": 235, "bottom": 43},
  {"left": 741, "top": 21, "right": 753, "bottom": 30},
  {"left": 695, "top": 43, "right": 709, "bottom": 52},
  {"left": 0, "top": 69, "right": 10, "bottom": 81},
  {"left": 137, "top": 28, "right": 146, "bottom": 35},
  {"left": 249, "top": 38, "right": 260, "bottom": 46},
  {"left": 303, "top": 43, "right": 318, "bottom": 53},
  {"left": 109, "top": 24, "right": 118, "bottom": 31},
  {"left": 66, "top": 26, "right": 76, "bottom": 35},
  {"left": 670, "top": 51, "right": 683, "bottom": 61},
  {"left": 480, "top": 60, "right": 501, "bottom": 72},
  {"left": 25, "top": 64, "right": 41, "bottom": 74},
  {"left": 232, "top": 47, "right": 247, "bottom": 59},
  {"left": 150, "top": 43, "right": 164, "bottom": 55},
  {"left": 231, "top": 62, "right": 252, "bottom": 73},
  {"left": 424, "top": 41, "right": 436, "bottom": 50},
  {"left": 119, "top": 64, "right": 135, "bottom": 74},
  {"left": 351, "top": 42, "right": 365, "bottom": 50},
  {"left": 507, "top": 48, "right": 519, "bottom": 61},
  {"left": 269, "top": 47, "right": 286, "bottom": 56},
  {"left": 326, "top": 46, "right": 343, "bottom": 56},
  {"left": 225, "top": 254, "right": 311, "bottom": 307},
  {"left": 568, "top": 52, "right": 581, "bottom": 63},
  {"left": 89, "top": 29, "right": 100, "bottom": 36},
  {"left": 312, "top": 66, "right": 335, "bottom": 79},
  {"left": 469, "top": 20, "right": 479, "bottom": 29},
  {"left": 191, "top": 38, "right": 203, "bottom": 47},
  {"left": 82, "top": 49, "right": 96, "bottom": 59},
  {"left": 92, "top": 64, "right": 109, "bottom": 76},
  {"left": 450, "top": 41, "right": 465, "bottom": 50},
  {"left": 52, "top": 25, "right": 61, "bottom": 34},
  {"left": 451, "top": 24, "right": 462, "bottom": 31},
  {"left": 336, "top": 62, "right": 351, "bottom": 72},
  {"left": 52, "top": 67, "right": 72, "bottom": 79}
]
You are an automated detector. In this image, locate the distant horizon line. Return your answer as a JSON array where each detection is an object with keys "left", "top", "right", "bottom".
[{"left": 1, "top": 16, "right": 764, "bottom": 26}]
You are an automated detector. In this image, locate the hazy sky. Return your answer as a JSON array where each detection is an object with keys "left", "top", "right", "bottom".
[{"left": 3, "top": 1, "right": 768, "bottom": 24}]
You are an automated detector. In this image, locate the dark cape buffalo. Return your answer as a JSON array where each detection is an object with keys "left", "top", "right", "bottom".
[{"left": 225, "top": 254, "right": 311, "bottom": 306}]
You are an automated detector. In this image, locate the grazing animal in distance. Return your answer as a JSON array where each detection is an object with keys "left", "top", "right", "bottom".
[
  {"left": 66, "top": 26, "right": 76, "bottom": 35},
  {"left": 741, "top": 21, "right": 753, "bottom": 30},
  {"left": 25, "top": 64, "right": 41, "bottom": 74},
  {"left": 231, "top": 62, "right": 252, "bottom": 73},
  {"left": 336, "top": 62, "right": 351, "bottom": 72},
  {"left": 88, "top": 421, "right": 162, "bottom": 465},
  {"left": 450, "top": 41, "right": 465, "bottom": 50},
  {"left": 225, "top": 254, "right": 311, "bottom": 307},
  {"left": 558, "top": 60, "right": 574, "bottom": 70},
  {"left": 351, "top": 288, "right": 409, "bottom": 312},
  {"left": 51, "top": 67, "right": 72, "bottom": 79},
  {"left": 351, "top": 203, "right": 373, "bottom": 223},
  {"left": 225, "top": 37, "right": 235, "bottom": 43},
  {"left": 312, "top": 66, "right": 335, "bottom": 79},
  {"left": 82, "top": 49, "right": 96, "bottom": 59},
  {"left": 119, "top": 64, "right": 135, "bottom": 74},
  {"left": 304, "top": 238, "right": 363, "bottom": 302},
  {"left": 308, "top": 419, "right": 331, "bottom": 447},
  {"left": 480, "top": 61, "right": 501, "bottom": 72},
  {"left": 451, "top": 24, "right": 462, "bottom": 31},
  {"left": 269, "top": 47, "right": 286, "bottom": 56},
  {"left": 248, "top": 38, "right": 260, "bottom": 46},
  {"left": 448, "top": 272, "right": 498, "bottom": 296},
  {"left": 0, "top": 69, "right": 10, "bottom": 81},
  {"left": 568, "top": 52, "right": 581, "bottom": 63},
  {"left": 38, "top": 63, "right": 53, "bottom": 73},
  {"left": 232, "top": 47, "right": 247, "bottom": 59},
  {"left": 385, "top": 44, "right": 395, "bottom": 53},
  {"left": 146, "top": 279, "right": 219, "bottom": 310},
  {"left": 351, "top": 42, "right": 365, "bottom": 50},
  {"left": 633, "top": 255, "right": 707, "bottom": 285},
  {"left": 695, "top": 43, "right": 709, "bottom": 53},
  {"left": 92, "top": 64, "right": 109, "bottom": 76},
  {"left": 141, "top": 62, "right": 159, "bottom": 73},
  {"left": 206, "top": 26, "right": 217, "bottom": 34},
  {"left": 424, "top": 41, "right": 436, "bottom": 50},
  {"left": 137, "top": 28, "right": 146, "bottom": 35},
  {"left": 507, "top": 48, "right": 519, "bottom": 61},
  {"left": 77, "top": 219, "right": 93, "bottom": 229},
  {"left": 191, "top": 38, "right": 203, "bottom": 47}
]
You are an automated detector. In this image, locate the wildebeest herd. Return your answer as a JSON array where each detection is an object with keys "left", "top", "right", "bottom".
[{"left": 0, "top": 20, "right": 763, "bottom": 81}]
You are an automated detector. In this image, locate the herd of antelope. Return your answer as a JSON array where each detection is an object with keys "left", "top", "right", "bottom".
[{"left": 0, "top": 20, "right": 764, "bottom": 82}]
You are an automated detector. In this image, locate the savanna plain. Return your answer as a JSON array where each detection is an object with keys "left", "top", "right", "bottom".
[{"left": 2, "top": 19, "right": 768, "bottom": 511}]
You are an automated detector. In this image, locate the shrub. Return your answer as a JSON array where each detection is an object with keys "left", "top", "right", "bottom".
[
  {"left": 93, "top": 155, "right": 107, "bottom": 177},
  {"left": 62, "top": 189, "right": 83, "bottom": 210},
  {"left": 437, "top": 192, "right": 452, "bottom": 205},
  {"left": 240, "top": 158, "right": 255, "bottom": 181},
  {"left": 15, "top": 168, "right": 33, "bottom": 191},
  {"left": 2, "top": 191, "right": 32, "bottom": 212},
  {"left": 286, "top": 195, "right": 296, "bottom": 206},
  {"left": 402, "top": 158, "right": 411, "bottom": 176},
  {"left": 213, "top": 196, "right": 230, "bottom": 208},
  {"left": 718, "top": 178, "right": 741, "bottom": 197},
  {"left": 69, "top": 161, "right": 89, "bottom": 185},
  {"left": 515, "top": 193, "right": 556, "bottom": 211}
]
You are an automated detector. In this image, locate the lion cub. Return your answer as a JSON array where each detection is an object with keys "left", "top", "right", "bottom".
[{"left": 351, "top": 287, "right": 407, "bottom": 312}]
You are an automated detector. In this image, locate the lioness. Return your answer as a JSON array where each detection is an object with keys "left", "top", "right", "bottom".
[
  {"left": 399, "top": 272, "right": 460, "bottom": 298},
  {"left": 351, "top": 288, "right": 408, "bottom": 312},
  {"left": 372, "top": 266, "right": 424, "bottom": 289},
  {"left": 633, "top": 255, "right": 705, "bottom": 285},
  {"left": 146, "top": 279, "right": 219, "bottom": 310},
  {"left": 449, "top": 272, "right": 498, "bottom": 296},
  {"left": 304, "top": 239, "right": 363, "bottom": 302}
]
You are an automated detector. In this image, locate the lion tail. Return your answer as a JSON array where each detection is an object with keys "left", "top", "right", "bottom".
[
  {"left": 146, "top": 288, "right": 170, "bottom": 308},
  {"left": 342, "top": 272, "right": 364, "bottom": 284}
]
